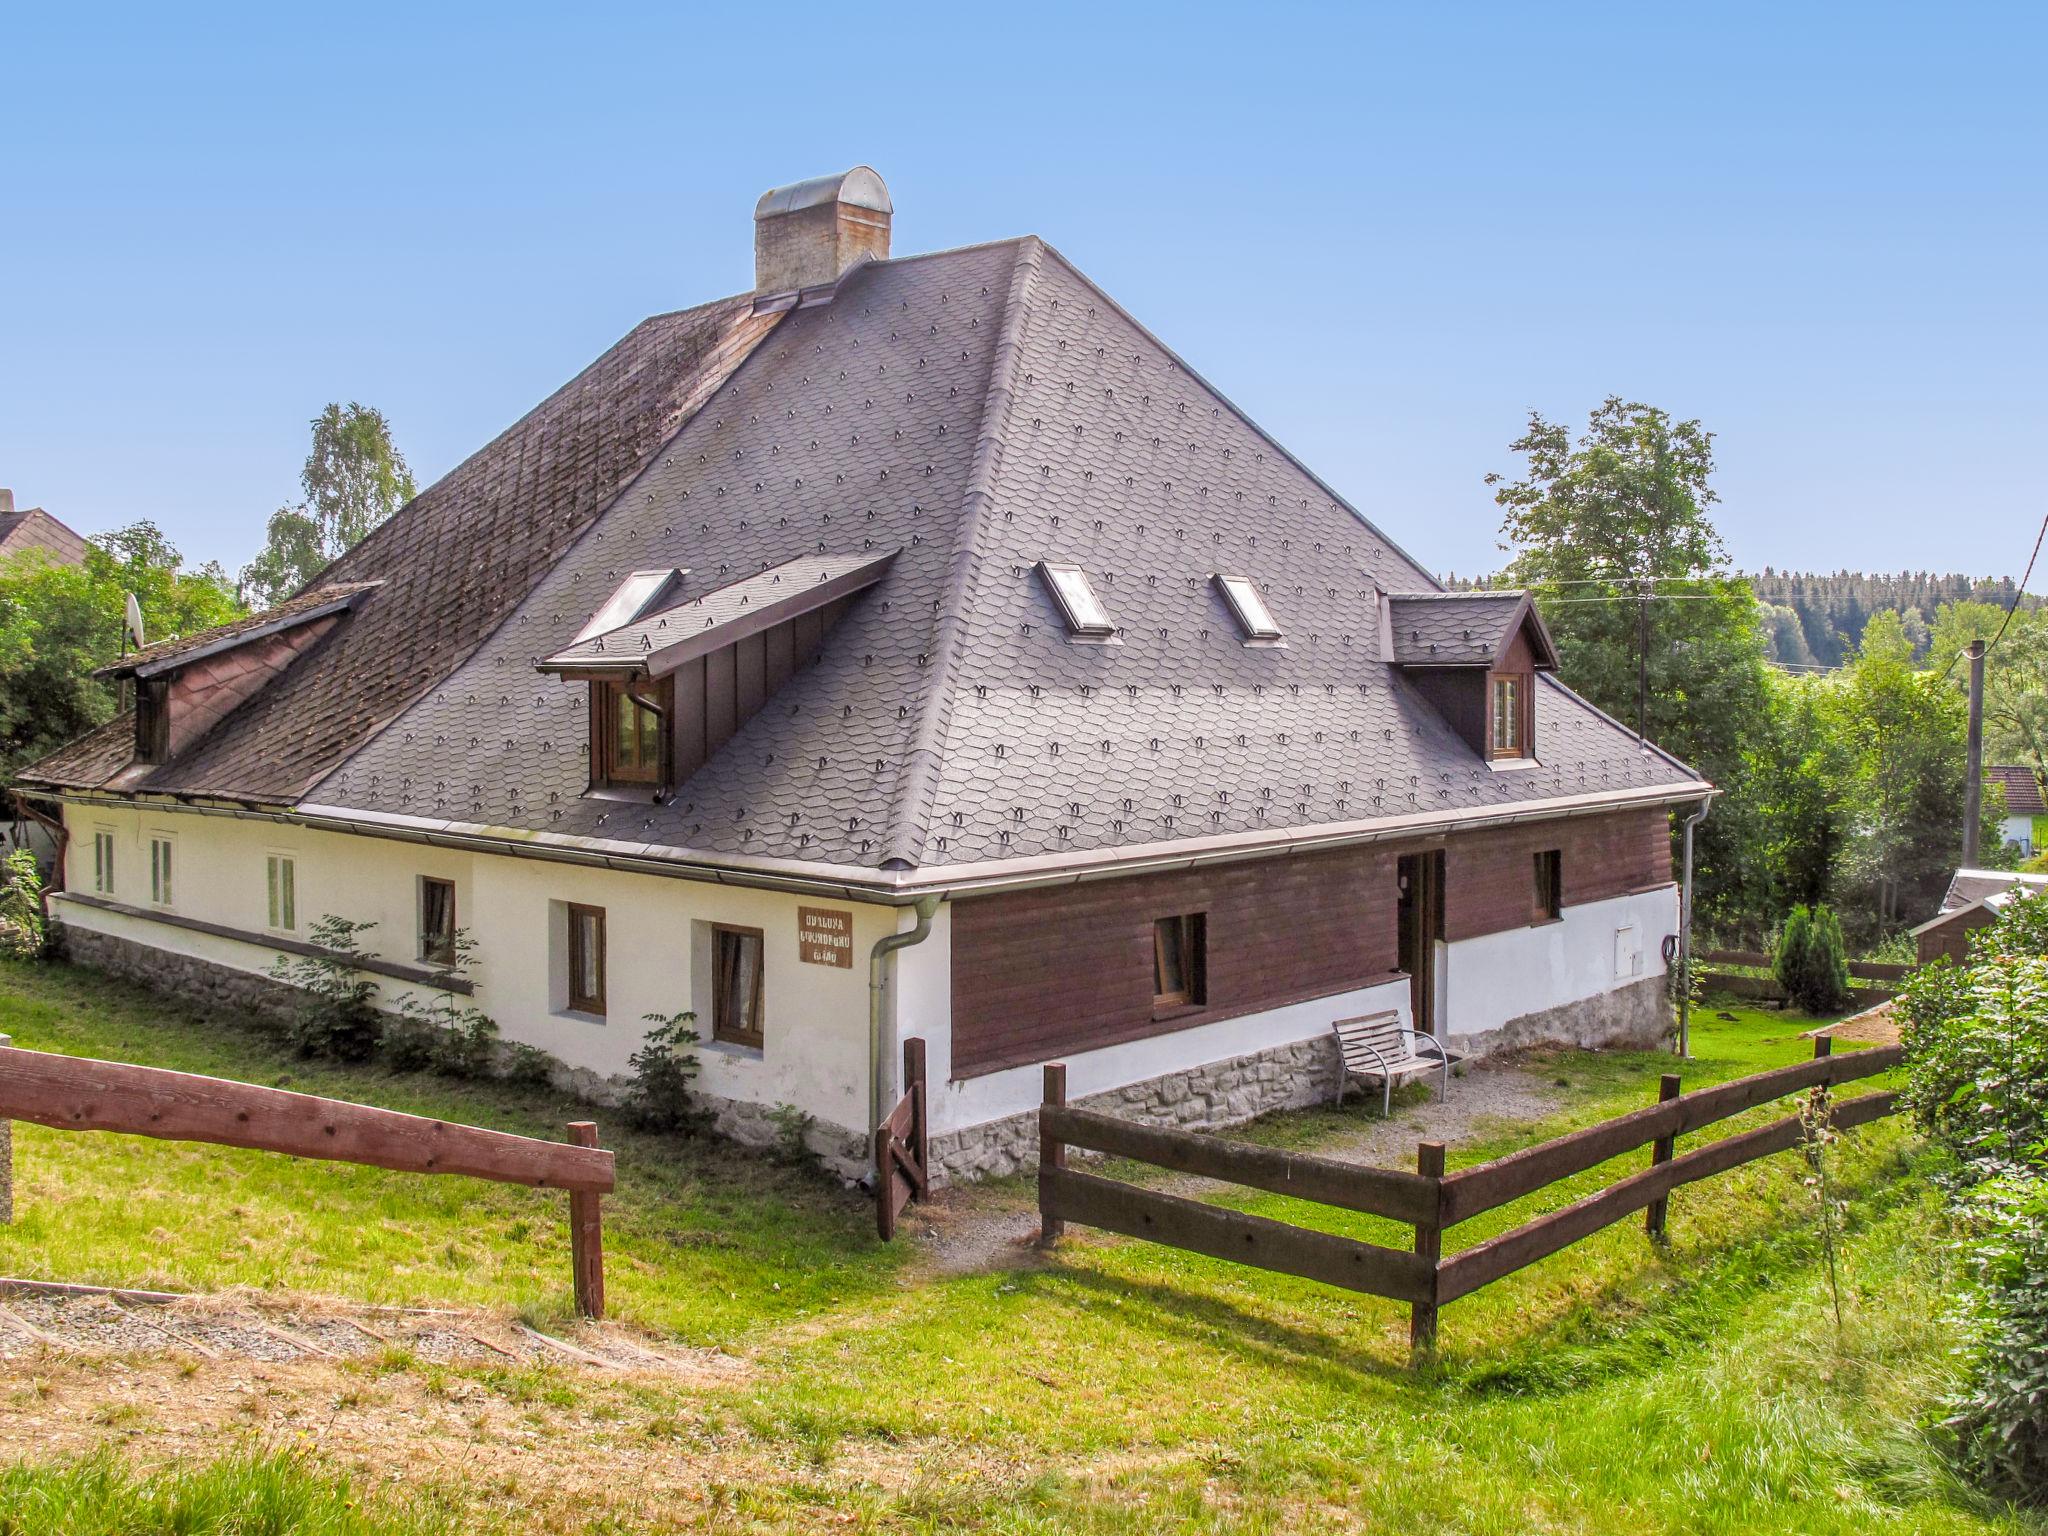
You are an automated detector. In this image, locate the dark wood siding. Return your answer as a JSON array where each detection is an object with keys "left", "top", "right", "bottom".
[
  {"left": 666, "top": 596, "right": 854, "bottom": 783},
  {"left": 949, "top": 804, "right": 1674, "bottom": 1080}
]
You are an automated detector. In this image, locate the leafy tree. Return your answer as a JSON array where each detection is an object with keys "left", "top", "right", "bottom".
[
  {"left": 240, "top": 402, "right": 416, "bottom": 607},
  {"left": 1487, "top": 398, "right": 1775, "bottom": 932},
  {"left": 0, "top": 523, "right": 243, "bottom": 788}
]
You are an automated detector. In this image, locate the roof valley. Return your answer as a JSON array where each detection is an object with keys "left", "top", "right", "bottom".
[{"left": 881, "top": 236, "right": 1045, "bottom": 868}]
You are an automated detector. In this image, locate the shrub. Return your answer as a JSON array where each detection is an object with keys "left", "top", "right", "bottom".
[
  {"left": 1774, "top": 903, "right": 1851, "bottom": 1015},
  {"left": 768, "top": 1102, "right": 819, "bottom": 1170},
  {"left": 385, "top": 929, "right": 502, "bottom": 1079},
  {"left": 1900, "top": 931, "right": 2048, "bottom": 1178},
  {"left": 269, "top": 916, "right": 383, "bottom": 1061},
  {"left": 625, "top": 1010, "right": 704, "bottom": 1133},
  {"left": 0, "top": 848, "right": 46, "bottom": 960},
  {"left": 1945, "top": 1173, "right": 2048, "bottom": 1501}
]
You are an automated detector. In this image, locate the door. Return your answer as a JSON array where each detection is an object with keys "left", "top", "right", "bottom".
[{"left": 1396, "top": 850, "right": 1444, "bottom": 1035}]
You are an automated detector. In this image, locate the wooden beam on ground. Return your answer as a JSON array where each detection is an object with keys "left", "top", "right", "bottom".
[
  {"left": 0, "top": 1045, "right": 615, "bottom": 1194},
  {"left": 1042, "top": 1105, "right": 1439, "bottom": 1227},
  {"left": 1039, "top": 1165, "right": 1435, "bottom": 1305}
]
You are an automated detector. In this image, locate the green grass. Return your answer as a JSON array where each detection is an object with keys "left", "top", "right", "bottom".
[
  {"left": 0, "top": 959, "right": 903, "bottom": 1341},
  {"left": 1, "top": 961, "right": 2041, "bottom": 1534}
]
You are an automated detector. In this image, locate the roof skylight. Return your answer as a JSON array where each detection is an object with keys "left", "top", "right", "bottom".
[
  {"left": 1214, "top": 573, "right": 1283, "bottom": 643},
  {"left": 573, "top": 568, "right": 688, "bottom": 643},
  {"left": 1037, "top": 561, "right": 1116, "bottom": 639}
]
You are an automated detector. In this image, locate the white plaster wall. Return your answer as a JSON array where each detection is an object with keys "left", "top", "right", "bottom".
[
  {"left": 1439, "top": 885, "right": 1677, "bottom": 1049},
  {"left": 923, "top": 967, "right": 1412, "bottom": 1134},
  {"left": 55, "top": 803, "right": 890, "bottom": 1136}
]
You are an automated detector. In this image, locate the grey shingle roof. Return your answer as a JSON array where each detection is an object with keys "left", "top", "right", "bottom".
[
  {"left": 1387, "top": 592, "right": 1543, "bottom": 667},
  {"left": 95, "top": 582, "right": 382, "bottom": 679},
  {"left": 309, "top": 237, "right": 1706, "bottom": 877}
]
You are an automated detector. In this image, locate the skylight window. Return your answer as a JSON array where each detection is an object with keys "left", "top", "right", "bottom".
[
  {"left": 573, "top": 568, "right": 687, "bottom": 643},
  {"left": 1214, "top": 574, "right": 1283, "bottom": 643},
  {"left": 1037, "top": 561, "right": 1116, "bottom": 639}
]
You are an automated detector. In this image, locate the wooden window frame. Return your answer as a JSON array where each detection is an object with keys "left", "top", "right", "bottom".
[
  {"left": 147, "top": 833, "right": 175, "bottom": 908},
  {"left": 1533, "top": 849, "right": 1563, "bottom": 924},
  {"left": 419, "top": 877, "right": 457, "bottom": 968},
  {"left": 265, "top": 853, "right": 297, "bottom": 934},
  {"left": 1489, "top": 671, "right": 1534, "bottom": 759},
  {"left": 1151, "top": 912, "right": 1208, "bottom": 1014},
  {"left": 566, "top": 902, "right": 607, "bottom": 1016},
  {"left": 590, "top": 676, "right": 673, "bottom": 790},
  {"left": 92, "top": 829, "right": 115, "bottom": 895},
  {"left": 710, "top": 923, "right": 766, "bottom": 1048}
]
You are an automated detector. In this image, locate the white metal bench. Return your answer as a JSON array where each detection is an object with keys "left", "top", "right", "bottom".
[{"left": 1332, "top": 1011, "right": 1451, "bottom": 1115}]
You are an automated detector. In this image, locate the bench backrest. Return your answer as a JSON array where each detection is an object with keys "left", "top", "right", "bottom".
[{"left": 1332, "top": 1010, "right": 1409, "bottom": 1072}]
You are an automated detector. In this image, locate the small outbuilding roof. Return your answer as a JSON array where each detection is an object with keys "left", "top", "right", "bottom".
[{"left": 1988, "top": 764, "right": 2047, "bottom": 818}]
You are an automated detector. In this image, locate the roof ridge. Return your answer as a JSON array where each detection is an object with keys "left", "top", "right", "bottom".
[
  {"left": 1029, "top": 241, "right": 1444, "bottom": 594},
  {"left": 881, "top": 236, "right": 1046, "bottom": 868}
]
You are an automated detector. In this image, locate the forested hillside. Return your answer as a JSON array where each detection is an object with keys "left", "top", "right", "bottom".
[{"left": 1745, "top": 570, "right": 2041, "bottom": 668}]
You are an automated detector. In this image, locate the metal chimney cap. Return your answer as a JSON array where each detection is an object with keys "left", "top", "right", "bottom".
[{"left": 755, "top": 167, "right": 892, "bottom": 220}]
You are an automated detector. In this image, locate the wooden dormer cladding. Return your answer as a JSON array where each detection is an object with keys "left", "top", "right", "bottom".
[
  {"left": 1387, "top": 591, "right": 1557, "bottom": 763},
  {"left": 541, "top": 551, "right": 897, "bottom": 795}
]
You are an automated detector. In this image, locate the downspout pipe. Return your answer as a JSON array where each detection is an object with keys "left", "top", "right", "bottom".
[
  {"left": 1677, "top": 796, "right": 1711, "bottom": 1059},
  {"left": 869, "top": 894, "right": 941, "bottom": 1142}
]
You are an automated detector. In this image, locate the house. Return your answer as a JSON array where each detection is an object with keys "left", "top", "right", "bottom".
[
  {"left": 1986, "top": 765, "right": 2045, "bottom": 856},
  {"left": 0, "top": 491, "right": 88, "bottom": 567},
  {"left": 1912, "top": 867, "right": 2048, "bottom": 965},
  {"left": 19, "top": 169, "right": 1712, "bottom": 1182}
]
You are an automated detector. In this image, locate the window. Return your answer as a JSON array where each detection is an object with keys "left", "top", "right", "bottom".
[
  {"left": 266, "top": 854, "right": 296, "bottom": 933},
  {"left": 135, "top": 678, "right": 170, "bottom": 764},
  {"left": 1152, "top": 913, "right": 1207, "bottom": 1010},
  {"left": 419, "top": 877, "right": 457, "bottom": 967},
  {"left": 1037, "top": 560, "right": 1116, "bottom": 639},
  {"left": 1213, "top": 573, "right": 1283, "bottom": 642},
  {"left": 92, "top": 829, "right": 115, "bottom": 895},
  {"left": 148, "top": 834, "right": 174, "bottom": 907},
  {"left": 567, "top": 903, "right": 606, "bottom": 1015},
  {"left": 1491, "top": 675, "right": 1526, "bottom": 757},
  {"left": 712, "top": 924, "right": 765, "bottom": 1047},
  {"left": 572, "top": 567, "right": 685, "bottom": 643},
  {"left": 1533, "top": 849, "right": 1562, "bottom": 922},
  {"left": 593, "top": 678, "right": 670, "bottom": 788}
]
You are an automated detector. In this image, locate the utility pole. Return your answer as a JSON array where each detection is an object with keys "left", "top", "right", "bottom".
[
  {"left": 1635, "top": 578, "right": 1650, "bottom": 745},
  {"left": 1963, "top": 638, "right": 1987, "bottom": 867}
]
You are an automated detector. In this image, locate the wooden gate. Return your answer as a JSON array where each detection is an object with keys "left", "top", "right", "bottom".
[{"left": 874, "top": 1037, "right": 929, "bottom": 1240}]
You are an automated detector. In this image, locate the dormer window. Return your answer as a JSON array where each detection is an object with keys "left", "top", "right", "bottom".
[
  {"left": 1490, "top": 673, "right": 1529, "bottom": 758},
  {"left": 593, "top": 677, "right": 671, "bottom": 788},
  {"left": 1213, "top": 573, "right": 1283, "bottom": 644},
  {"left": 134, "top": 678, "right": 170, "bottom": 764},
  {"left": 1037, "top": 561, "right": 1116, "bottom": 640}
]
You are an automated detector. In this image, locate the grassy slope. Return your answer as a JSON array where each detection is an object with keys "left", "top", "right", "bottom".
[{"left": 0, "top": 962, "right": 2038, "bottom": 1534}]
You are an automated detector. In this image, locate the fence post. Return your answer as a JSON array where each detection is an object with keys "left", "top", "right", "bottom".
[
  {"left": 1813, "top": 1033, "right": 1833, "bottom": 1060},
  {"left": 904, "top": 1036, "right": 928, "bottom": 1192},
  {"left": 1644, "top": 1073, "right": 1682, "bottom": 1239},
  {"left": 565, "top": 1121, "right": 604, "bottom": 1321},
  {"left": 1409, "top": 1140, "right": 1446, "bottom": 1355},
  {"left": 1038, "top": 1063, "right": 1068, "bottom": 1246}
]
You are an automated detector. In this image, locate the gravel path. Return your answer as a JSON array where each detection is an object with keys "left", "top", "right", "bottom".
[{"left": 908, "top": 1054, "right": 1571, "bottom": 1276}]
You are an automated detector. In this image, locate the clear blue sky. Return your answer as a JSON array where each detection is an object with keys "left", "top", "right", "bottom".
[{"left": 4, "top": 2, "right": 2041, "bottom": 583}]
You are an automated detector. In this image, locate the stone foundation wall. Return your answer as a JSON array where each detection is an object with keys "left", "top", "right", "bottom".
[
  {"left": 928, "top": 1033, "right": 1342, "bottom": 1186},
  {"left": 0, "top": 1032, "right": 11, "bottom": 1225},
  {"left": 1449, "top": 973, "right": 1673, "bottom": 1059}
]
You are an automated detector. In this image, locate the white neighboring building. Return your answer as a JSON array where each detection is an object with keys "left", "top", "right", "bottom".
[{"left": 23, "top": 170, "right": 1708, "bottom": 1182}]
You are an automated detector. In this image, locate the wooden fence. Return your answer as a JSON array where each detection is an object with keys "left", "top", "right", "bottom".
[
  {"left": 1697, "top": 948, "right": 1907, "bottom": 1006},
  {"left": 1037, "top": 1038, "right": 1903, "bottom": 1352},
  {"left": 0, "top": 1044, "right": 616, "bottom": 1318},
  {"left": 874, "top": 1037, "right": 929, "bottom": 1240}
]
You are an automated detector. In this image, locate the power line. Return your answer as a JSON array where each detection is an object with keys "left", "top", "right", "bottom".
[{"left": 1938, "top": 506, "right": 2048, "bottom": 682}]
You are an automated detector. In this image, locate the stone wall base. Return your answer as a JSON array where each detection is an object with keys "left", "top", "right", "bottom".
[
  {"left": 1448, "top": 973, "right": 1674, "bottom": 1059},
  {"left": 928, "top": 1034, "right": 1342, "bottom": 1186}
]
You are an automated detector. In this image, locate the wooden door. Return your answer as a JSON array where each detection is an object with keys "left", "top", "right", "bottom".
[{"left": 1397, "top": 851, "right": 1444, "bottom": 1035}]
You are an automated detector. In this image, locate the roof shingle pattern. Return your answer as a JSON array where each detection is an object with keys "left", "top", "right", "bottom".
[
  {"left": 1387, "top": 592, "right": 1528, "bottom": 666},
  {"left": 319, "top": 240, "right": 1703, "bottom": 872}
]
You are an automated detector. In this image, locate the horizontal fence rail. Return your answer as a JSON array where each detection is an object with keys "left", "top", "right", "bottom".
[
  {"left": 1038, "top": 1037, "right": 1906, "bottom": 1354},
  {"left": 0, "top": 1044, "right": 615, "bottom": 1317},
  {"left": 1698, "top": 948, "right": 1912, "bottom": 983}
]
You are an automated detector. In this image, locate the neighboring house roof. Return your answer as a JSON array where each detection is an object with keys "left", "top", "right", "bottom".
[
  {"left": 1988, "top": 764, "right": 2046, "bottom": 818},
  {"left": 1927, "top": 867, "right": 2048, "bottom": 923},
  {"left": 24, "top": 228, "right": 1710, "bottom": 890},
  {"left": 1387, "top": 591, "right": 1558, "bottom": 669},
  {"left": 0, "top": 507, "right": 89, "bottom": 567}
]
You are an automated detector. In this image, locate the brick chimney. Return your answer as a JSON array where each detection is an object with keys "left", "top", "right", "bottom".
[{"left": 753, "top": 167, "right": 891, "bottom": 293}]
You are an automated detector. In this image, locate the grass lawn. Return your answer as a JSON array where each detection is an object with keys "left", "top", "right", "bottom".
[{"left": 1, "top": 960, "right": 2040, "bottom": 1535}]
